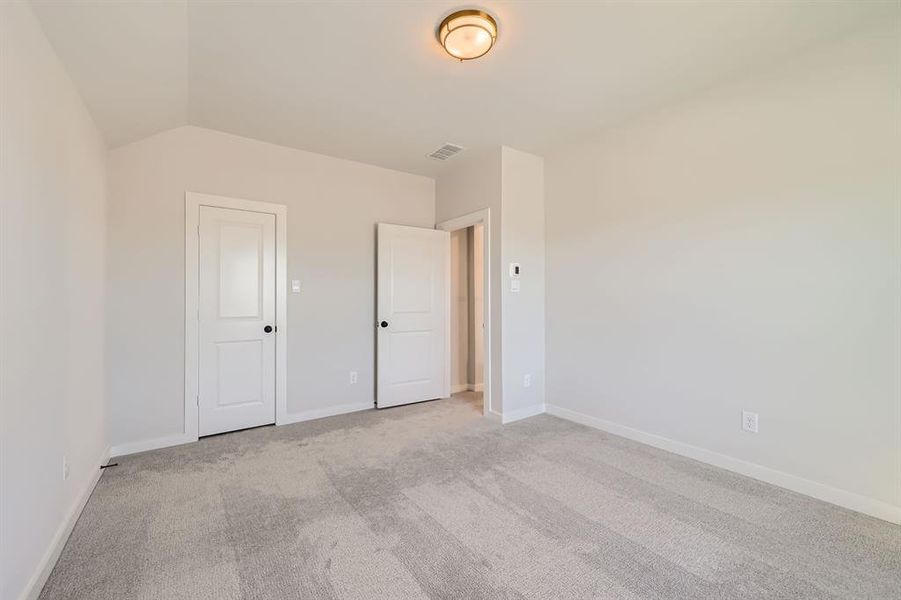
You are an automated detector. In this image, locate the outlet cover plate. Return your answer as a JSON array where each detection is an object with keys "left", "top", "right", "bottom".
[{"left": 742, "top": 410, "right": 759, "bottom": 433}]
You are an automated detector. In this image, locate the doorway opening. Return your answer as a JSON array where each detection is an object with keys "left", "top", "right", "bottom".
[
  {"left": 437, "top": 208, "right": 491, "bottom": 417},
  {"left": 375, "top": 209, "right": 492, "bottom": 416},
  {"left": 449, "top": 224, "right": 485, "bottom": 415}
]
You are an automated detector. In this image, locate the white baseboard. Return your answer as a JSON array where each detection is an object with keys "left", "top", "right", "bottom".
[
  {"left": 111, "top": 403, "right": 375, "bottom": 457},
  {"left": 502, "top": 403, "right": 546, "bottom": 424},
  {"left": 21, "top": 445, "right": 111, "bottom": 600},
  {"left": 471, "top": 383, "right": 484, "bottom": 392},
  {"left": 545, "top": 404, "right": 901, "bottom": 525},
  {"left": 280, "top": 402, "right": 373, "bottom": 425},
  {"left": 110, "top": 432, "right": 196, "bottom": 457},
  {"left": 486, "top": 409, "right": 503, "bottom": 423}
]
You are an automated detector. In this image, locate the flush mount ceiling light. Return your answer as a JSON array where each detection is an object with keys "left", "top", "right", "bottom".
[{"left": 437, "top": 9, "right": 498, "bottom": 61}]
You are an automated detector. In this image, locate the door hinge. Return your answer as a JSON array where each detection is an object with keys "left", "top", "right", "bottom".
[{"left": 196, "top": 395, "right": 199, "bottom": 407}]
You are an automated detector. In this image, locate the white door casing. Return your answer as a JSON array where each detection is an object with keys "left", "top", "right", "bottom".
[
  {"left": 377, "top": 223, "right": 449, "bottom": 408},
  {"left": 436, "top": 208, "right": 492, "bottom": 417},
  {"left": 198, "top": 206, "right": 276, "bottom": 436}
]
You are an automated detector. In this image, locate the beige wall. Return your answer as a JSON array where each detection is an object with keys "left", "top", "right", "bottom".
[
  {"left": 107, "top": 126, "right": 434, "bottom": 448},
  {"left": 545, "top": 23, "right": 901, "bottom": 516},
  {"left": 450, "top": 224, "right": 485, "bottom": 391},
  {"left": 450, "top": 228, "right": 470, "bottom": 390},
  {"left": 470, "top": 224, "right": 485, "bottom": 387},
  {"left": 0, "top": 3, "right": 109, "bottom": 598}
]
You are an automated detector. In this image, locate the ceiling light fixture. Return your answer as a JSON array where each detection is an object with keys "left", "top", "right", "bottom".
[{"left": 437, "top": 9, "right": 498, "bottom": 61}]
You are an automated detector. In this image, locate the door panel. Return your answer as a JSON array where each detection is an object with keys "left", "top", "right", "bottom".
[
  {"left": 377, "top": 223, "right": 449, "bottom": 408},
  {"left": 215, "top": 340, "right": 263, "bottom": 407},
  {"left": 217, "top": 223, "right": 263, "bottom": 318},
  {"left": 199, "top": 206, "right": 276, "bottom": 436}
]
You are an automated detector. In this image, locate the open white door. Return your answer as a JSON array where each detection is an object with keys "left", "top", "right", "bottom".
[
  {"left": 198, "top": 206, "right": 276, "bottom": 436},
  {"left": 377, "top": 223, "right": 449, "bottom": 408}
]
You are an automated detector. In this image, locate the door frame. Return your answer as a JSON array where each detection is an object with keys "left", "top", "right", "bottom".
[
  {"left": 184, "top": 192, "right": 288, "bottom": 440},
  {"left": 436, "top": 208, "right": 492, "bottom": 417}
]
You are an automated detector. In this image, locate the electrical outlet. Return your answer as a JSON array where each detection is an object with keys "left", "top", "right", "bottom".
[
  {"left": 523, "top": 374, "right": 531, "bottom": 388},
  {"left": 62, "top": 456, "right": 69, "bottom": 481},
  {"left": 349, "top": 371, "right": 358, "bottom": 385},
  {"left": 742, "top": 410, "right": 759, "bottom": 433}
]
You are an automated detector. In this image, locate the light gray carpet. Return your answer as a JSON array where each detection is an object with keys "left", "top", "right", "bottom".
[{"left": 41, "top": 392, "right": 899, "bottom": 599}]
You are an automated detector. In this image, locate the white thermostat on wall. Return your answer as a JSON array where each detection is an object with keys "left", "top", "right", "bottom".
[{"left": 509, "top": 263, "right": 521, "bottom": 278}]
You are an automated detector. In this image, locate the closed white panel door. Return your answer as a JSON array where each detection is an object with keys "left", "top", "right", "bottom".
[
  {"left": 377, "top": 223, "right": 449, "bottom": 408},
  {"left": 199, "top": 206, "right": 276, "bottom": 436}
]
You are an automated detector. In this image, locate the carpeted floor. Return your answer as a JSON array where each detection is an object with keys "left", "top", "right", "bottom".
[{"left": 41, "top": 392, "right": 899, "bottom": 599}]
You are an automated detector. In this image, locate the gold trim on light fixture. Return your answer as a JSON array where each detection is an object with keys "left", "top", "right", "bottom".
[{"left": 437, "top": 9, "right": 498, "bottom": 61}]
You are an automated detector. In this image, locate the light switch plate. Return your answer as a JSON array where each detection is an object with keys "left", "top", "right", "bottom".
[
  {"left": 511, "top": 279, "right": 521, "bottom": 292},
  {"left": 292, "top": 280, "right": 301, "bottom": 293}
]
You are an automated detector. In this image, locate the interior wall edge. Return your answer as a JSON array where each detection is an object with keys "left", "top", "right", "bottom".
[{"left": 18, "top": 445, "right": 111, "bottom": 600}]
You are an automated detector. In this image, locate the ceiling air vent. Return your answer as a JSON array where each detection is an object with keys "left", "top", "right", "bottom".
[{"left": 427, "top": 143, "right": 465, "bottom": 161}]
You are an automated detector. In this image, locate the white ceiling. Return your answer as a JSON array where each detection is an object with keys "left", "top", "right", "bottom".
[{"left": 32, "top": 0, "right": 895, "bottom": 177}]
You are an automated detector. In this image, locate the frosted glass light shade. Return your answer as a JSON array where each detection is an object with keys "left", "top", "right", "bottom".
[{"left": 437, "top": 10, "right": 498, "bottom": 60}]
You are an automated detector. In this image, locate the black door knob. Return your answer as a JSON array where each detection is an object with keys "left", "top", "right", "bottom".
[
  {"left": 380, "top": 321, "right": 389, "bottom": 328},
  {"left": 264, "top": 325, "right": 273, "bottom": 333}
]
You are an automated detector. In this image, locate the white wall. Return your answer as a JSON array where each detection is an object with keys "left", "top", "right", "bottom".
[
  {"left": 107, "top": 126, "right": 434, "bottom": 449},
  {"left": 450, "top": 228, "right": 470, "bottom": 391},
  {"left": 436, "top": 148, "right": 504, "bottom": 414},
  {"left": 545, "top": 23, "right": 901, "bottom": 520},
  {"left": 501, "top": 148, "right": 546, "bottom": 416},
  {"left": 0, "top": 3, "right": 109, "bottom": 598},
  {"left": 436, "top": 146, "right": 546, "bottom": 418}
]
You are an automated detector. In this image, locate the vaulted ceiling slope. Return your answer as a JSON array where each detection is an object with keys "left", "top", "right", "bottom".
[{"left": 32, "top": 0, "right": 896, "bottom": 177}]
